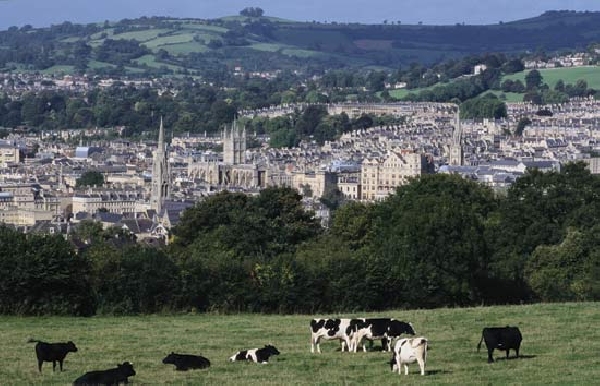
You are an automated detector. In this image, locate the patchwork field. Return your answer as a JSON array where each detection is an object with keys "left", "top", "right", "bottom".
[{"left": 1, "top": 303, "right": 598, "bottom": 385}]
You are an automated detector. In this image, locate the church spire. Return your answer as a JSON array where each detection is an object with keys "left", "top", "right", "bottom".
[{"left": 158, "top": 116, "right": 164, "bottom": 152}]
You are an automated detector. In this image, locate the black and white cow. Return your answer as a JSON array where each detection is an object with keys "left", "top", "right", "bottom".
[
  {"left": 349, "top": 318, "right": 416, "bottom": 352},
  {"left": 72, "top": 362, "right": 136, "bottom": 385},
  {"left": 162, "top": 352, "right": 211, "bottom": 370},
  {"left": 28, "top": 339, "right": 78, "bottom": 372},
  {"left": 229, "top": 345, "right": 280, "bottom": 364},
  {"left": 310, "top": 318, "right": 353, "bottom": 353},
  {"left": 477, "top": 326, "right": 522, "bottom": 363},
  {"left": 389, "top": 337, "right": 428, "bottom": 376}
]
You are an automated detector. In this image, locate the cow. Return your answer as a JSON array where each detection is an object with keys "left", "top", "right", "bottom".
[
  {"left": 310, "top": 318, "right": 353, "bottom": 353},
  {"left": 28, "top": 339, "right": 78, "bottom": 372},
  {"left": 72, "top": 362, "right": 136, "bottom": 385},
  {"left": 162, "top": 352, "right": 211, "bottom": 370},
  {"left": 477, "top": 326, "right": 522, "bottom": 363},
  {"left": 349, "top": 318, "right": 415, "bottom": 352},
  {"left": 389, "top": 337, "right": 428, "bottom": 376},
  {"left": 229, "top": 345, "right": 280, "bottom": 364}
]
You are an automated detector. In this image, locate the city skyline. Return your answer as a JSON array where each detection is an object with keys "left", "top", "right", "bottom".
[{"left": 0, "top": 0, "right": 599, "bottom": 30}]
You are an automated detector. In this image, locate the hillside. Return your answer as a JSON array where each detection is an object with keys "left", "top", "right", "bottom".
[{"left": 1, "top": 10, "right": 600, "bottom": 78}]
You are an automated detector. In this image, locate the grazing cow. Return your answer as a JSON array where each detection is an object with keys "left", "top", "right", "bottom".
[
  {"left": 310, "top": 318, "right": 353, "bottom": 353},
  {"left": 162, "top": 352, "right": 211, "bottom": 370},
  {"left": 477, "top": 326, "right": 522, "bottom": 363},
  {"left": 349, "top": 318, "right": 415, "bottom": 352},
  {"left": 229, "top": 345, "right": 280, "bottom": 364},
  {"left": 389, "top": 337, "right": 428, "bottom": 376},
  {"left": 28, "top": 339, "right": 78, "bottom": 372},
  {"left": 73, "top": 362, "right": 136, "bottom": 385}
]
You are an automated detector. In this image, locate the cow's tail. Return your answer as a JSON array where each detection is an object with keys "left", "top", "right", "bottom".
[
  {"left": 27, "top": 339, "right": 40, "bottom": 344},
  {"left": 476, "top": 332, "right": 484, "bottom": 352}
]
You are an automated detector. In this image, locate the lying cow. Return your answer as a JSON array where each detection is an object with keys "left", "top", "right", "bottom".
[
  {"left": 310, "top": 318, "right": 353, "bottom": 353},
  {"left": 349, "top": 318, "right": 415, "bottom": 352},
  {"left": 28, "top": 339, "right": 78, "bottom": 372},
  {"left": 389, "top": 337, "right": 428, "bottom": 376},
  {"left": 73, "top": 362, "right": 136, "bottom": 385},
  {"left": 162, "top": 352, "right": 211, "bottom": 370},
  {"left": 477, "top": 326, "right": 522, "bottom": 363},
  {"left": 229, "top": 344, "right": 280, "bottom": 364}
]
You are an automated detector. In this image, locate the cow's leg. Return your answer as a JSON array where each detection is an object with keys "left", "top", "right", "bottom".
[
  {"left": 37, "top": 359, "right": 43, "bottom": 372},
  {"left": 396, "top": 358, "right": 402, "bottom": 375},
  {"left": 404, "top": 364, "right": 409, "bottom": 375},
  {"left": 417, "top": 357, "right": 425, "bottom": 376},
  {"left": 516, "top": 346, "right": 520, "bottom": 358},
  {"left": 506, "top": 348, "right": 510, "bottom": 359},
  {"left": 59, "top": 359, "right": 64, "bottom": 371},
  {"left": 52, "top": 360, "right": 57, "bottom": 371},
  {"left": 487, "top": 348, "right": 495, "bottom": 363}
]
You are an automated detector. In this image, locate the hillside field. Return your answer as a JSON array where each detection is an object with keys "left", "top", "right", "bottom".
[
  {"left": 503, "top": 66, "right": 600, "bottom": 90},
  {"left": 1, "top": 303, "right": 598, "bottom": 385}
]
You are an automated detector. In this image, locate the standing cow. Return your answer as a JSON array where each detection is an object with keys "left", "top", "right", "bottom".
[
  {"left": 28, "top": 339, "right": 78, "bottom": 372},
  {"left": 390, "top": 337, "right": 428, "bottom": 376},
  {"left": 477, "top": 326, "right": 522, "bottom": 363},
  {"left": 349, "top": 318, "right": 415, "bottom": 352},
  {"left": 310, "top": 318, "right": 353, "bottom": 353}
]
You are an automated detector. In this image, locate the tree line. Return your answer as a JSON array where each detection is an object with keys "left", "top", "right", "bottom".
[{"left": 1, "top": 163, "right": 599, "bottom": 316}]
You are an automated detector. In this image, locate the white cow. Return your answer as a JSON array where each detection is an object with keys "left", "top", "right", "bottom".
[
  {"left": 390, "top": 337, "right": 428, "bottom": 376},
  {"left": 310, "top": 318, "right": 353, "bottom": 353}
]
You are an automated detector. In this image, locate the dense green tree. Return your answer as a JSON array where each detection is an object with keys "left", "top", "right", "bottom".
[
  {"left": 525, "top": 228, "right": 600, "bottom": 302},
  {"left": 0, "top": 226, "right": 95, "bottom": 316},
  {"left": 368, "top": 174, "right": 497, "bottom": 308},
  {"left": 525, "top": 69, "right": 543, "bottom": 91},
  {"left": 76, "top": 171, "right": 104, "bottom": 187}
]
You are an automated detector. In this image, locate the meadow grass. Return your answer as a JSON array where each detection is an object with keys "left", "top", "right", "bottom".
[
  {"left": 502, "top": 66, "right": 600, "bottom": 90},
  {"left": 1, "top": 303, "right": 598, "bottom": 385}
]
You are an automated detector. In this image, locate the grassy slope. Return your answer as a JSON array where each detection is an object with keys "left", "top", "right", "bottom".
[
  {"left": 503, "top": 66, "right": 600, "bottom": 90},
  {"left": 1, "top": 303, "right": 598, "bottom": 385}
]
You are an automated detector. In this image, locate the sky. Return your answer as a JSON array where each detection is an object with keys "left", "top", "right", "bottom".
[{"left": 0, "top": 0, "right": 599, "bottom": 30}]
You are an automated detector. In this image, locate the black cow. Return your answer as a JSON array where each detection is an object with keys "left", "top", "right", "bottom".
[
  {"left": 162, "top": 352, "right": 211, "bottom": 370},
  {"left": 477, "top": 326, "right": 522, "bottom": 363},
  {"left": 229, "top": 344, "right": 280, "bottom": 364},
  {"left": 28, "top": 339, "right": 78, "bottom": 372},
  {"left": 73, "top": 362, "right": 136, "bottom": 385}
]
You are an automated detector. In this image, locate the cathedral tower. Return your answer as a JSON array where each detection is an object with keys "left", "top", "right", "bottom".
[{"left": 223, "top": 118, "right": 246, "bottom": 165}]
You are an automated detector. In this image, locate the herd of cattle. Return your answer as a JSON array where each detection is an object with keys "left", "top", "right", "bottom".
[
  {"left": 27, "top": 317, "right": 523, "bottom": 383},
  {"left": 28, "top": 339, "right": 280, "bottom": 385},
  {"left": 311, "top": 317, "right": 524, "bottom": 375}
]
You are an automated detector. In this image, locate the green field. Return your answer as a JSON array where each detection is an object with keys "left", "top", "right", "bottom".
[
  {"left": 503, "top": 66, "right": 600, "bottom": 90},
  {"left": 2, "top": 303, "right": 598, "bottom": 385}
]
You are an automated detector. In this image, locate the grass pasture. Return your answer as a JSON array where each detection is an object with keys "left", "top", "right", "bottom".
[
  {"left": 1, "top": 303, "right": 598, "bottom": 385},
  {"left": 502, "top": 66, "right": 600, "bottom": 90}
]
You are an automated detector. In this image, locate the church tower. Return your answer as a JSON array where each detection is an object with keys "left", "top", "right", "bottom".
[
  {"left": 223, "top": 118, "right": 246, "bottom": 165},
  {"left": 150, "top": 117, "right": 170, "bottom": 212},
  {"left": 449, "top": 106, "right": 464, "bottom": 166}
]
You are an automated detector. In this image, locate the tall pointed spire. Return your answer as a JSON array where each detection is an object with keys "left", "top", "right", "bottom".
[{"left": 158, "top": 116, "right": 164, "bottom": 152}]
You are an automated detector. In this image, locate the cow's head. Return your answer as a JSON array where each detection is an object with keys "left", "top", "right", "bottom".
[
  {"left": 117, "top": 362, "right": 136, "bottom": 377},
  {"left": 263, "top": 345, "right": 280, "bottom": 356},
  {"left": 162, "top": 352, "right": 176, "bottom": 365},
  {"left": 66, "top": 341, "right": 78, "bottom": 353},
  {"left": 406, "top": 322, "right": 416, "bottom": 335}
]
